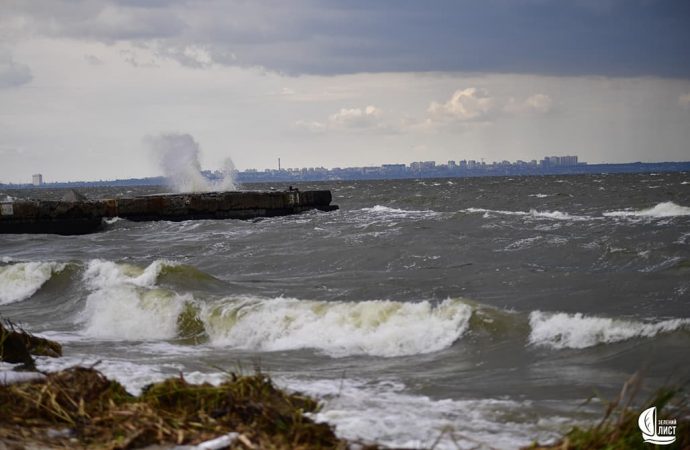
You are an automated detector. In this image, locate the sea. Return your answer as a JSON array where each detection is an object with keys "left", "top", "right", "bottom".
[{"left": 1, "top": 172, "right": 689, "bottom": 449}]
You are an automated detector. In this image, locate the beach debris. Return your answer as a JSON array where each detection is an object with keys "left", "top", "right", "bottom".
[
  {"left": 0, "top": 319, "right": 62, "bottom": 370},
  {"left": 0, "top": 366, "right": 352, "bottom": 449}
]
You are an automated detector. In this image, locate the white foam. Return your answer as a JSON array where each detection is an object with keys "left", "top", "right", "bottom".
[
  {"left": 83, "top": 259, "right": 178, "bottom": 289},
  {"left": 35, "top": 356, "right": 182, "bottom": 396},
  {"left": 79, "top": 259, "right": 191, "bottom": 340},
  {"left": 0, "top": 261, "right": 67, "bottom": 305},
  {"left": 529, "top": 193, "right": 550, "bottom": 198},
  {"left": 465, "top": 207, "right": 528, "bottom": 217},
  {"left": 464, "top": 208, "right": 593, "bottom": 221},
  {"left": 529, "top": 311, "right": 690, "bottom": 349},
  {"left": 205, "top": 297, "right": 472, "bottom": 357},
  {"left": 603, "top": 202, "right": 690, "bottom": 218},
  {"left": 529, "top": 209, "right": 589, "bottom": 221},
  {"left": 284, "top": 377, "right": 572, "bottom": 450},
  {"left": 0, "top": 362, "right": 45, "bottom": 385},
  {"left": 79, "top": 286, "right": 190, "bottom": 340},
  {"left": 360, "top": 205, "right": 441, "bottom": 219}
]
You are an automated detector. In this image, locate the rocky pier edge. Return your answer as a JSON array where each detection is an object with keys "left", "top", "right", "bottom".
[{"left": 0, "top": 190, "right": 338, "bottom": 235}]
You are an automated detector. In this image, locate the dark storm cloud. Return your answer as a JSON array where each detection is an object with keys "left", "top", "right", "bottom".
[
  {"left": 5, "top": 0, "right": 690, "bottom": 77},
  {"left": 299, "top": 0, "right": 690, "bottom": 77}
]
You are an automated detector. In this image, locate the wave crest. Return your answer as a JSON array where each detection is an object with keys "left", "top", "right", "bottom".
[
  {"left": 528, "top": 311, "right": 690, "bottom": 349},
  {"left": 83, "top": 259, "right": 181, "bottom": 289},
  {"left": 79, "top": 259, "right": 192, "bottom": 340},
  {"left": 0, "top": 262, "right": 67, "bottom": 305},
  {"left": 205, "top": 297, "right": 472, "bottom": 357},
  {"left": 603, "top": 201, "right": 690, "bottom": 218},
  {"left": 464, "top": 208, "right": 592, "bottom": 221}
]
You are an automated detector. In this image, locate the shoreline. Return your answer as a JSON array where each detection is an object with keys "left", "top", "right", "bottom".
[{"left": 2, "top": 324, "right": 688, "bottom": 449}]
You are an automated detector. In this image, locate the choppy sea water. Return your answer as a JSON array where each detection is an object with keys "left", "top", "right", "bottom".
[{"left": 1, "top": 172, "right": 689, "bottom": 449}]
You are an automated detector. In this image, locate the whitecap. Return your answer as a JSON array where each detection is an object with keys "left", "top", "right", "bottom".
[
  {"left": 0, "top": 262, "right": 67, "bottom": 305},
  {"left": 78, "top": 259, "right": 192, "bottom": 340},
  {"left": 528, "top": 311, "right": 690, "bottom": 349},
  {"left": 603, "top": 201, "right": 690, "bottom": 218},
  {"left": 464, "top": 208, "right": 593, "bottom": 221},
  {"left": 360, "top": 205, "right": 441, "bottom": 218},
  {"left": 79, "top": 284, "right": 191, "bottom": 340},
  {"left": 204, "top": 297, "right": 472, "bottom": 357},
  {"left": 83, "top": 259, "right": 179, "bottom": 290}
]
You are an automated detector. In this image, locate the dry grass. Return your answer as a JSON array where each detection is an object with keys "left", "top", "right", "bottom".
[
  {"left": 523, "top": 373, "right": 690, "bottom": 450},
  {"left": 0, "top": 366, "right": 352, "bottom": 449}
]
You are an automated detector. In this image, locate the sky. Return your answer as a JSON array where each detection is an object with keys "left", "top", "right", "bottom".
[{"left": 1, "top": 0, "right": 689, "bottom": 183}]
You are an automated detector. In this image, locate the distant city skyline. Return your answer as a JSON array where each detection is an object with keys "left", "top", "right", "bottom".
[
  {"left": 1, "top": 2, "right": 689, "bottom": 184},
  {"left": 5, "top": 152, "right": 690, "bottom": 185},
  {"left": 239, "top": 155, "right": 583, "bottom": 173},
  {"left": 5, "top": 156, "right": 690, "bottom": 188}
]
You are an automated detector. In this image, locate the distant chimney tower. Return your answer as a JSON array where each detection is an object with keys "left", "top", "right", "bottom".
[
  {"left": 32, "top": 174, "right": 43, "bottom": 186},
  {"left": 278, "top": 158, "right": 281, "bottom": 171}
]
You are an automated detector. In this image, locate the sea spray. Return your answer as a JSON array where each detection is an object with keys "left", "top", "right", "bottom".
[{"left": 147, "top": 133, "right": 236, "bottom": 192}]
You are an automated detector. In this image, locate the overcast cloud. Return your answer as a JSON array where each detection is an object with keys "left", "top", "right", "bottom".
[{"left": 0, "top": 0, "right": 689, "bottom": 183}]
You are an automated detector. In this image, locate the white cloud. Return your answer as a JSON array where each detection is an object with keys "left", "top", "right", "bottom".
[
  {"left": 0, "top": 49, "right": 32, "bottom": 88},
  {"left": 297, "top": 105, "right": 390, "bottom": 133},
  {"left": 422, "top": 88, "right": 552, "bottom": 131},
  {"left": 294, "top": 120, "right": 327, "bottom": 133},
  {"left": 1, "top": 35, "right": 689, "bottom": 183},
  {"left": 679, "top": 93, "right": 690, "bottom": 110},
  {"left": 427, "top": 88, "right": 495, "bottom": 122},
  {"left": 504, "top": 93, "right": 553, "bottom": 114},
  {"left": 330, "top": 105, "right": 383, "bottom": 129}
]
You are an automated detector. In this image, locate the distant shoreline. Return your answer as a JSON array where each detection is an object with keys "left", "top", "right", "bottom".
[{"left": 2, "top": 161, "right": 689, "bottom": 189}]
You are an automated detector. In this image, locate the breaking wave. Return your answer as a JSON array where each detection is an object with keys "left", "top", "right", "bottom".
[
  {"left": 0, "top": 262, "right": 67, "bottom": 305},
  {"left": 603, "top": 202, "right": 690, "bottom": 218},
  {"left": 79, "top": 259, "right": 194, "bottom": 340},
  {"left": 360, "top": 205, "right": 442, "bottom": 219},
  {"left": 528, "top": 311, "right": 690, "bottom": 349},
  {"left": 464, "top": 208, "right": 593, "bottom": 221},
  {"left": 75, "top": 260, "right": 472, "bottom": 355},
  {"left": 59, "top": 260, "right": 690, "bottom": 354},
  {"left": 204, "top": 297, "right": 472, "bottom": 357}
]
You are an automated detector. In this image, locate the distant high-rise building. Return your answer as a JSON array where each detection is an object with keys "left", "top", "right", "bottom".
[
  {"left": 32, "top": 174, "right": 43, "bottom": 186},
  {"left": 541, "top": 155, "right": 578, "bottom": 167}
]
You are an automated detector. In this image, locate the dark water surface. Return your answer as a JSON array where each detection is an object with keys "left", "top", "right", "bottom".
[{"left": 2, "top": 173, "right": 689, "bottom": 448}]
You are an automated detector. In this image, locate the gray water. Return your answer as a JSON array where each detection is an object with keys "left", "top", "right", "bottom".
[{"left": 2, "top": 172, "right": 689, "bottom": 449}]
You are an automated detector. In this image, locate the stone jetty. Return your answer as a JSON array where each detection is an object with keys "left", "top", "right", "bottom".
[{"left": 0, "top": 190, "right": 337, "bottom": 235}]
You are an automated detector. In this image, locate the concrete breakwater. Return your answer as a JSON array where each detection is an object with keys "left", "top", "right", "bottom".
[{"left": 0, "top": 190, "right": 337, "bottom": 235}]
